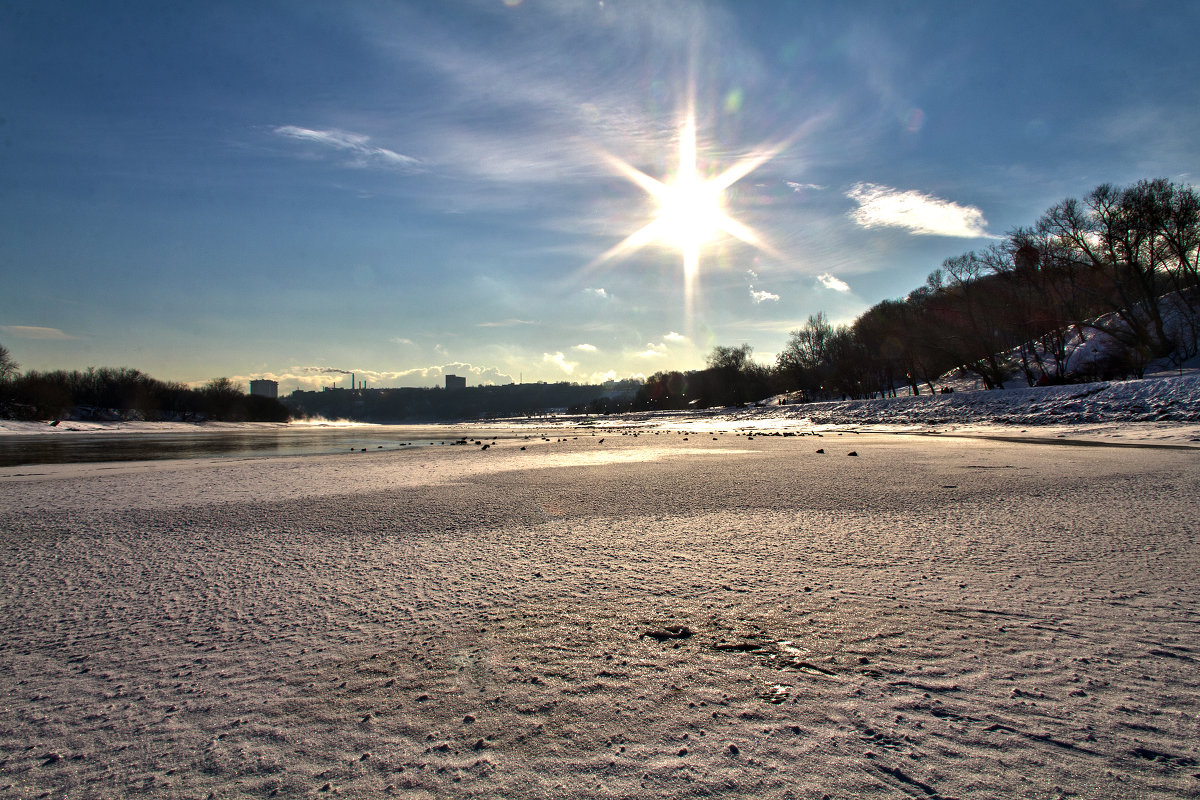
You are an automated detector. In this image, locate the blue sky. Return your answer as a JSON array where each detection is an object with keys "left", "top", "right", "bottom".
[{"left": 2, "top": 0, "right": 1198, "bottom": 392}]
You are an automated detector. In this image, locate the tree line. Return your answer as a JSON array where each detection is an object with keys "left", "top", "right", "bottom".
[
  {"left": 584, "top": 177, "right": 1199, "bottom": 413},
  {"left": 287, "top": 380, "right": 643, "bottom": 422},
  {"left": 778, "top": 177, "right": 1199, "bottom": 400},
  {"left": 0, "top": 362, "right": 289, "bottom": 422}
]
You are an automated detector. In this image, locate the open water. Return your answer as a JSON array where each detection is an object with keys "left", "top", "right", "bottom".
[{"left": 0, "top": 427, "right": 465, "bottom": 467}]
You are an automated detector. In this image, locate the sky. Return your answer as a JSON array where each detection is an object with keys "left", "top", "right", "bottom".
[{"left": 2, "top": 0, "right": 1198, "bottom": 393}]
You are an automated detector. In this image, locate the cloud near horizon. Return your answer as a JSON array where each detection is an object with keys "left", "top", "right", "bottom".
[
  {"left": 635, "top": 342, "right": 668, "bottom": 359},
  {"left": 0, "top": 325, "right": 75, "bottom": 340},
  {"left": 633, "top": 331, "right": 690, "bottom": 359},
  {"left": 274, "top": 126, "right": 420, "bottom": 170},
  {"left": 846, "top": 183, "right": 994, "bottom": 238},
  {"left": 237, "top": 362, "right": 515, "bottom": 391},
  {"left": 542, "top": 351, "right": 577, "bottom": 374}
]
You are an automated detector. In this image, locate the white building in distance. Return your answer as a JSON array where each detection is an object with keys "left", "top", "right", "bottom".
[{"left": 249, "top": 379, "right": 278, "bottom": 399}]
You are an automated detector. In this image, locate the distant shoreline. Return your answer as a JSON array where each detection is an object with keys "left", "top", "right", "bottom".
[{"left": 3, "top": 373, "right": 1200, "bottom": 449}]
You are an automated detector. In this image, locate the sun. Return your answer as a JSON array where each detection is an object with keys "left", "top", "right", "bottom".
[
  {"left": 590, "top": 107, "right": 782, "bottom": 309},
  {"left": 652, "top": 117, "right": 727, "bottom": 268}
]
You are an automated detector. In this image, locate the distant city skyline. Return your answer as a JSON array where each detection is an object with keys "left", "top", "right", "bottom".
[{"left": 2, "top": 1, "right": 1198, "bottom": 393}]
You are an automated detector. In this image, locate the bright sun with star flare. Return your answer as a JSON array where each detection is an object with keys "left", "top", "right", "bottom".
[{"left": 595, "top": 110, "right": 780, "bottom": 282}]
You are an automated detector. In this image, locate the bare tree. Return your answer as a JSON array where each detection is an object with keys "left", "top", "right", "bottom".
[
  {"left": 1124, "top": 178, "right": 1200, "bottom": 292},
  {"left": 0, "top": 343, "right": 18, "bottom": 382},
  {"left": 1038, "top": 184, "right": 1175, "bottom": 363},
  {"left": 855, "top": 295, "right": 958, "bottom": 396},
  {"left": 775, "top": 313, "right": 835, "bottom": 399},
  {"left": 706, "top": 343, "right": 754, "bottom": 372}
]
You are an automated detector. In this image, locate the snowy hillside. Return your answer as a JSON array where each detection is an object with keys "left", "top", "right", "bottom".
[
  {"left": 766, "top": 374, "right": 1200, "bottom": 428},
  {"left": 529, "top": 373, "right": 1200, "bottom": 446}
]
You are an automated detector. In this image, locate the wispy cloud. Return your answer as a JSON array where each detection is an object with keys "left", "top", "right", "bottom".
[
  {"left": 573, "top": 343, "right": 598, "bottom": 352},
  {"left": 0, "top": 325, "right": 74, "bottom": 340},
  {"left": 817, "top": 273, "right": 851, "bottom": 292},
  {"left": 542, "top": 351, "right": 577, "bottom": 374},
  {"left": 846, "top": 182, "right": 994, "bottom": 238},
  {"left": 476, "top": 318, "right": 536, "bottom": 328},
  {"left": 585, "top": 287, "right": 609, "bottom": 299},
  {"left": 786, "top": 181, "right": 825, "bottom": 192},
  {"left": 274, "top": 126, "right": 420, "bottom": 170},
  {"left": 369, "top": 1, "right": 736, "bottom": 189},
  {"left": 663, "top": 331, "right": 687, "bottom": 343}
]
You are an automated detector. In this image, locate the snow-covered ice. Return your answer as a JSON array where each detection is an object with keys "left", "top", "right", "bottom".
[{"left": 1, "top": 376, "right": 1200, "bottom": 798}]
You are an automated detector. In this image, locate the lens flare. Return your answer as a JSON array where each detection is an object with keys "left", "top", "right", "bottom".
[{"left": 589, "top": 104, "right": 785, "bottom": 321}]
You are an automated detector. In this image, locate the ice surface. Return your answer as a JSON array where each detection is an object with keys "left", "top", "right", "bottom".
[
  {"left": 2, "top": 376, "right": 1200, "bottom": 797},
  {"left": 2, "top": 428, "right": 1199, "bottom": 797}
]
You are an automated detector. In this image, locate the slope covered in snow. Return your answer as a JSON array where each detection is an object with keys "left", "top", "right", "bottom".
[{"left": 514, "top": 374, "right": 1200, "bottom": 447}]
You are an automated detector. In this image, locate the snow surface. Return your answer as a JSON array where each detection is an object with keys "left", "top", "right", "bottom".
[
  {"left": 2, "top": 375, "right": 1200, "bottom": 798},
  {"left": 505, "top": 373, "right": 1200, "bottom": 448}
]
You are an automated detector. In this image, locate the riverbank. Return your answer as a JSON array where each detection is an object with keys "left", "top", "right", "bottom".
[{"left": 5, "top": 373, "right": 1200, "bottom": 449}]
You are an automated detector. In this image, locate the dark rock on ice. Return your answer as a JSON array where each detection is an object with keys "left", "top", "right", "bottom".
[{"left": 641, "top": 625, "right": 693, "bottom": 641}]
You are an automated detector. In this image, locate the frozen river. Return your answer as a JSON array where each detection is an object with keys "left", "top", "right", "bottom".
[
  {"left": 2, "top": 429, "right": 1198, "bottom": 798},
  {"left": 0, "top": 426, "right": 475, "bottom": 467}
]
